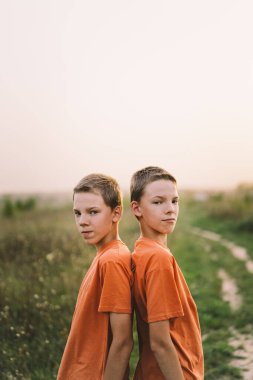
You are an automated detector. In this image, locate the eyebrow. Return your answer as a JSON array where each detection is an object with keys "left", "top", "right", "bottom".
[
  {"left": 73, "top": 206, "right": 99, "bottom": 212},
  {"left": 152, "top": 195, "right": 179, "bottom": 200}
]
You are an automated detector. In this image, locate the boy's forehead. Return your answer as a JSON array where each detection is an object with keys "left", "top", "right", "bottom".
[
  {"left": 73, "top": 191, "right": 105, "bottom": 206},
  {"left": 144, "top": 179, "right": 178, "bottom": 196}
]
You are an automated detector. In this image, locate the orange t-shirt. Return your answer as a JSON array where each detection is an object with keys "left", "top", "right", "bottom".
[
  {"left": 57, "top": 240, "right": 132, "bottom": 380},
  {"left": 132, "top": 237, "right": 204, "bottom": 380}
]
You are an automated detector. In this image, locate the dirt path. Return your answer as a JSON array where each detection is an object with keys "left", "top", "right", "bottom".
[
  {"left": 191, "top": 227, "right": 253, "bottom": 379},
  {"left": 192, "top": 227, "right": 253, "bottom": 273},
  {"left": 229, "top": 328, "right": 253, "bottom": 380},
  {"left": 217, "top": 269, "right": 242, "bottom": 311}
]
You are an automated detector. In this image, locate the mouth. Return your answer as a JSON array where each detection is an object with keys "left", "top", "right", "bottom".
[
  {"left": 81, "top": 231, "right": 93, "bottom": 235},
  {"left": 162, "top": 218, "right": 176, "bottom": 223}
]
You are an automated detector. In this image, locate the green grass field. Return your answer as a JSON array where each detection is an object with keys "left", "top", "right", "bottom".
[{"left": 0, "top": 189, "right": 252, "bottom": 379}]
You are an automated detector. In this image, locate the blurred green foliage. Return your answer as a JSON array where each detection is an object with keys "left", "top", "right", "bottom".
[
  {"left": 1, "top": 196, "right": 37, "bottom": 218},
  {"left": 187, "top": 184, "right": 253, "bottom": 233},
  {"left": 1, "top": 190, "right": 252, "bottom": 379}
]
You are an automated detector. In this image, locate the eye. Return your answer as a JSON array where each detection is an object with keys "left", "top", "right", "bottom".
[
  {"left": 173, "top": 199, "right": 179, "bottom": 204},
  {"left": 90, "top": 210, "right": 98, "bottom": 215},
  {"left": 153, "top": 200, "right": 162, "bottom": 205},
  {"left": 74, "top": 210, "right": 81, "bottom": 216}
]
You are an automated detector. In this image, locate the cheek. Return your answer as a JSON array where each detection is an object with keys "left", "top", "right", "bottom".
[{"left": 98, "top": 215, "right": 111, "bottom": 228}]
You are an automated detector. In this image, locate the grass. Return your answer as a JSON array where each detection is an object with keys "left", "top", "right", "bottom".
[
  {"left": 183, "top": 194, "right": 253, "bottom": 332},
  {"left": 169, "top": 227, "right": 242, "bottom": 379},
  {"left": 1, "top": 191, "right": 252, "bottom": 379},
  {"left": 179, "top": 190, "right": 253, "bottom": 379}
]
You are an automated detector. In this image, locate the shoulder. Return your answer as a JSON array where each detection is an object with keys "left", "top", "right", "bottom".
[
  {"left": 134, "top": 240, "right": 174, "bottom": 272},
  {"left": 99, "top": 241, "right": 131, "bottom": 267},
  {"left": 147, "top": 248, "right": 174, "bottom": 273},
  {"left": 98, "top": 242, "right": 132, "bottom": 283}
]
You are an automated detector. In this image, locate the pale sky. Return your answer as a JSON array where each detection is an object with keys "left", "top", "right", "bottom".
[{"left": 1, "top": 0, "right": 253, "bottom": 194}]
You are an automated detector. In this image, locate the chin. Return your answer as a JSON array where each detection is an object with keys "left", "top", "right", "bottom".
[
  {"left": 84, "top": 238, "right": 95, "bottom": 246},
  {"left": 165, "top": 227, "right": 175, "bottom": 234}
]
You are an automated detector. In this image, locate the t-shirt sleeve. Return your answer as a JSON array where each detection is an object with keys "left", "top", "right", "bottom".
[
  {"left": 98, "top": 260, "right": 132, "bottom": 314},
  {"left": 146, "top": 260, "right": 184, "bottom": 323}
]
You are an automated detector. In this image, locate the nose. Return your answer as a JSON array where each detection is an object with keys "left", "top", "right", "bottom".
[
  {"left": 164, "top": 201, "right": 174, "bottom": 214},
  {"left": 78, "top": 214, "right": 89, "bottom": 226}
]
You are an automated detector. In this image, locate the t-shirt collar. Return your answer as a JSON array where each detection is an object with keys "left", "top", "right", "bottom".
[
  {"left": 97, "top": 239, "right": 124, "bottom": 256},
  {"left": 135, "top": 236, "right": 168, "bottom": 249},
  {"left": 135, "top": 236, "right": 169, "bottom": 250}
]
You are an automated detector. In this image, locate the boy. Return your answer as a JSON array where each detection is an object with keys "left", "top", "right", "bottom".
[
  {"left": 130, "top": 166, "right": 204, "bottom": 380},
  {"left": 57, "top": 174, "right": 133, "bottom": 380}
]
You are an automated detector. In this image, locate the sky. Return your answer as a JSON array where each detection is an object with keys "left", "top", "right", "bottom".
[{"left": 0, "top": 0, "right": 253, "bottom": 194}]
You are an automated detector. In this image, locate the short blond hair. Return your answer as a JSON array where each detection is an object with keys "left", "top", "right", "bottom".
[
  {"left": 130, "top": 166, "right": 177, "bottom": 202},
  {"left": 74, "top": 173, "right": 122, "bottom": 209}
]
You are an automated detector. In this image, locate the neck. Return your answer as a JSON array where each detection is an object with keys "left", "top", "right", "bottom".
[
  {"left": 140, "top": 227, "right": 167, "bottom": 247},
  {"left": 95, "top": 227, "right": 121, "bottom": 251}
]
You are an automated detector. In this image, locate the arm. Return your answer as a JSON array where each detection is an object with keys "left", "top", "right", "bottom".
[
  {"left": 149, "top": 320, "right": 185, "bottom": 380},
  {"left": 104, "top": 313, "right": 133, "bottom": 380}
]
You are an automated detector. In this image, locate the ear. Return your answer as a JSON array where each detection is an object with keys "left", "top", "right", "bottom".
[
  {"left": 112, "top": 205, "right": 122, "bottom": 222},
  {"left": 131, "top": 201, "right": 142, "bottom": 218}
]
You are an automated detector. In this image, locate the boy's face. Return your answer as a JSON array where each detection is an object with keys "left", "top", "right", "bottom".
[
  {"left": 131, "top": 179, "right": 179, "bottom": 240},
  {"left": 73, "top": 191, "right": 121, "bottom": 250}
]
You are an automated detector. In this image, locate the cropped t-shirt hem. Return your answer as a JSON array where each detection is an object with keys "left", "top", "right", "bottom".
[{"left": 147, "top": 311, "right": 184, "bottom": 323}]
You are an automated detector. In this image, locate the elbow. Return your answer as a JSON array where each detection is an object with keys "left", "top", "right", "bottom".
[
  {"left": 127, "top": 336, "right": 134, "bottom": 355},
  {"left": 150, "top": 336, "right": 173, "bottom": 356},
  {"left": 121, "top": 335, "right": 134, "bottom": 356},
  {"left": 128, "top": 336, "right": 134, "bottom": 353},
  {"left": 113, "top": 335, "right": 134, "bottom": 356},
  {"left": 128, "top": 337, "right": 134, "bottom": 355}
]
